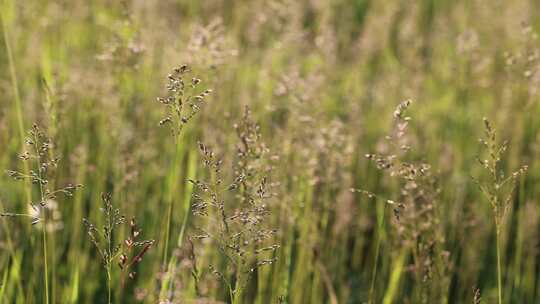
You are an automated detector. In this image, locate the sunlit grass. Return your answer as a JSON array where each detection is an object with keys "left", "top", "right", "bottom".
[{"left": 0, "top": 0, "right": 539, "bottom": 303}]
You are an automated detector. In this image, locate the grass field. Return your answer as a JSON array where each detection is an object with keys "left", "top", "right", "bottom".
[{"left": 1, "top": 0, "right": 540, "bottom": 303}]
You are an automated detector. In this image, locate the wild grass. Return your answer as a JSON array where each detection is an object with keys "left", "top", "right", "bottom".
[
  {"left": 0, "top": 0, "right": 539, "bottom": 303},
  {"left": 83, "top": 193, "right": 154, "bottom": 304},
  {"left": 2, "top": 124, "right": 81, "bottom": 303},
  {"left": 188, "top": 107, "right": 278, "bottom": 304},
  {"left": 474, "top": 118, "right": 528, "bottom": 304}
]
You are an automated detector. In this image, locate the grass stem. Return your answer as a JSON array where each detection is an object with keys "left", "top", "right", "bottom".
[
  {"left": 42, "top": 223, "right": 49, "bottom": 304},
  {"left": 496, "top": 229, "right": 502, "bottom": 304},
  {"left": 163, "top": 134, "right": 182, "bottom": 265},
  {"left": 368, "top": 201, "right": 386, "bottom": 304}
]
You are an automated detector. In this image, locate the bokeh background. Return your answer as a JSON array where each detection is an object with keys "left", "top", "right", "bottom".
[{"left": 1, "top": 0, "right": 540, "bottom": 303}]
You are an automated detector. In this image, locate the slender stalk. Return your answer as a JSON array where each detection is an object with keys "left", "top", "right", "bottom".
[
  {"left": 42, "top": 224, "right": 50, "bottom": 304},
  {"left": 177, "top": 151, "right": 197, "bottom": 250},
  {"left": 158, "top": 135, "right": 183, "bottom": 302},
  {"left": 177, "top": 196, "right": 191, "bottom": 248},
  {"left": 107, "top": 208, "right": 112, "bottom": 304},
  {"left": 163, "top": 135, "right": 181, "bottom": 265},
  {"left": 163, "top": 204, "right": 172, "bottom": 265},
  {"left": 158, "top": 149, "right": 196, "bottom": 301},
  {"left": 107, "top": 267, "right": 112, "bottom": 304},
  {"left": 382, "top": 249, "right": 407, "bottom": 304},
  {"left": 496, "top": 228, "right": 502, "bottom": 304},
  {"left": 232, "top": 277, "right": 241, "bottom": 304},
  {"left": 368, "top": 201, "right": 386, "bottom": 304},
  {"left": 229, "top": 284, "right": 235, "bottom": 304},
  {"left": 43, "top": 92, "right": 58, "bottom": 304},
  {"left": 31, "top": 129, "right": 49, "bottom": 304},
  {"left": 369, "top": 259, "right": 380, "bottom": 301}
]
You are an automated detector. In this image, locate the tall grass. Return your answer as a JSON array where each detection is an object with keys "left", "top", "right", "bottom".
[{"left": 0, "top": 0, "right": 539, "bottom": 303}]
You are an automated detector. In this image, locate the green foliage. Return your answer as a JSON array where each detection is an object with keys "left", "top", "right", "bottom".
[{"left": 0, "top": 0, "right": 538, "bottom": 303}]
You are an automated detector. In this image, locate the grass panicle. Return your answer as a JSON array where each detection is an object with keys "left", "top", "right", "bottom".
[
  {"left": 474, "top": 118, "right": 528, "bottom": 304},
  {"left": 83, "top": 193, "right": 154, "bottom": 303},
  {"left": 189, "top": 107, "right": 279, "bottom": 303}
]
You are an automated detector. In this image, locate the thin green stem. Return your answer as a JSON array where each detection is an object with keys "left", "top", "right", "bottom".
[
  {"left": 368, "top": 201, "right": 386, "bottom": 304},
  {"left": 42, "top": 223, "right": 49, "bottom": 304},
  {"left": 107, "top": 267, "right": 112, "bottom": 304},
  {"left": 231, "top": 283, "right": 238, "bottom": 304},
  {"left": 496, "top": 228, "right": 502, "bottom": 304},
  {"left": 32, "top": 130, "right": 49, "bottom": 304},
  {"left": 177, "top": 151, "right": 197, "bottom": 250},
  {"left": 159, "top": 135, "right": 184, "bottom": 301},
  {"left": 163, "top": 135, "right": 182, "bottom": 265},
  {"left": 163, "top": 205, "right": 172, "bottom": 266},
  {"left": 50, "top": 211, "right": 57, "bottom": 304},
  {"left": 107, "top": 204, "right": 113, "bottom": 304}
]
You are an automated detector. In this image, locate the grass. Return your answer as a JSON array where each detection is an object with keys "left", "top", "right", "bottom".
[{"left": 0, "top": 0, "right": 540, "bottom": 303}]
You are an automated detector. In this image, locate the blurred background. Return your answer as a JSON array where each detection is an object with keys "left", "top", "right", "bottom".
[{"left": 1, "top": 0, "right": 540, "bottom": 303}]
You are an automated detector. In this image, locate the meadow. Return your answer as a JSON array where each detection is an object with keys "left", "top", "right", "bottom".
[{"left": 1, "top": 0, "right": 540, "bottom": 303}]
